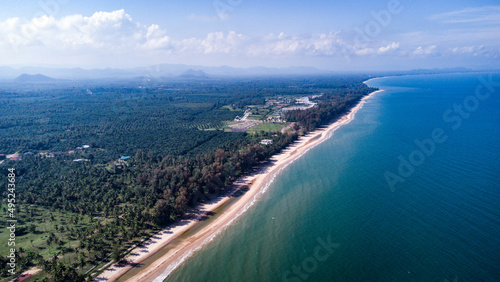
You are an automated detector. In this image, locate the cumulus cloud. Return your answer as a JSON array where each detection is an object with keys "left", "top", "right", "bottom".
[
  {"left": 1, "top": 9, "right": 496, "bottom": 67},
  {"left": 201, "top": 31, "right": 246, "bottom": 53},
  {"left": 378, "top": 42, "right": 400, "bottom": 53},
  {"left": 0, "top": 10, "right": 358, "bottom": 60},
  {"left": 354, "top": 48, "right": 375, "bottom": 56},
  {"left": 353, "top": 42, "right": 399, "bottom": 56},
  {"left": 450, "top": 45, "right": 485, "bottom": 55},
  {"left": 142, "top": 24, "right": 171, "bottom": 50},
  {"left": 176, "top": 31, "right": 352, "bottom": 57},
  {"left": 413, "top": 45, "right": 437, "bottom": 55},
  {"left": 177, "top": 31, "right": 246, "bottom": 54},
  {"left": 0, "top": 10, "right": 148, "bottom": 51},
  {"left": 249, "top": 32, "right": 349, "bottom": 56}
]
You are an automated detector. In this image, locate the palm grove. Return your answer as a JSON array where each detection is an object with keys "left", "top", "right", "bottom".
[{"left": 0, "top": 75, "right": 375, "bottom": 280}]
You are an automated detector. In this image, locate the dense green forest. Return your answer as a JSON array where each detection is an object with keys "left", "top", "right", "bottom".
[{"left": 0, "top": 75, "right": 376, "bottom": 280}]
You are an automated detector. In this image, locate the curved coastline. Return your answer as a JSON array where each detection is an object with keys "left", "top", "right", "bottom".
[{"left": 94, "top": 88, "right": 384, "bottom": 282}]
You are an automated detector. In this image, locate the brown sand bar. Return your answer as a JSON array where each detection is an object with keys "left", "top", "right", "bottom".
[{"left": 94, "top": 90, "right": 383, "bottom": 282}]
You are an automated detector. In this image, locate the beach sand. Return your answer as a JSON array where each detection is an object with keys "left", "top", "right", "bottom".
[{"left": 94, "top": 90, "right": 382, "bottom": 282}]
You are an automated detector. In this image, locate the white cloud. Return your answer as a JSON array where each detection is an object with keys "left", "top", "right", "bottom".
[
  {"left": 378, "top": 42, "right": 399, "bottom": 53},
  {"left": 178, "top": 31, "right": 246, "bottom": 54},
  {"left": 446, "top": 45, "right": 499, "bottom": 57},
  {"left": 0, "top": 9, "right": 498, "bottom": 68},
  {"left": 201, "top": 31, "right": 245, "bottom": 53},
  {"left": 248, "top": 32, "right": 348, "bottom": 57},
  {"left": 413, "top": 45, "right": 437, "bottom": 55},
  {"left": 142, "top": 24, "right": 171, "bottom": 50},
  {"left": 0, "top": 10, "right": 146, "bottom": 51},
  {"left": 354, "top": 42, "right": 399, "bottom": 56},
  {"left": 178, "top": 32, "right": 350, "bottom": 57},
  {"left": 355, "top": 48, "right": 375, "bottom": 56},
  {"left": 450, "top": 45, "right": 484, "bottom": 54}
]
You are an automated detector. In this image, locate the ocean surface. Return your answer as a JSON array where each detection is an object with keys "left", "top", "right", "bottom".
[{"left": 164, "top": 73, "right": 500, "bottom": 282}]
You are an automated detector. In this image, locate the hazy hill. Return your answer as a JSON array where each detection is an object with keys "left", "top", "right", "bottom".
[
  {"left": 14, "top": 73, "right": 57, "bottom": 83},
  {"left": 179, "top": 69, "right": 209, "bottom": 78}
]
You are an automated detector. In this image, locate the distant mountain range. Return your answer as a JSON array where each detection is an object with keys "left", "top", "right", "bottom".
[
  {"left": 0, "top": 64, "right": 327, "bottom": 81},
  {"left": 404, "top": 67, "right": 473, "bottom": 75},
  {"left": 0, "top": 65, "right": 482, "bottom": 82}
]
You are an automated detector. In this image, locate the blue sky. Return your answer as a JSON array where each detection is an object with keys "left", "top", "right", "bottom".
[{"left": 0, "top": 0, "right": 499, "bottom": 71}]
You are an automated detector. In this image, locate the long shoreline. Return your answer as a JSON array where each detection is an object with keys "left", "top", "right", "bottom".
[{"left": 95, "top": 89, "right": 383, "bottom": 282}]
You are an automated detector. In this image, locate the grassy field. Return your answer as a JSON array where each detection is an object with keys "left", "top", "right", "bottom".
[
  {"left": 0, "top": 204, "right": 95, "bottom": 259},
  {"left": 0, "top": 203, "right": 158, "bottom": 280},
  {"left": 247, "top": 114, "right": 265, "bottom": 120},
  {"left": 0, "top": 203, "right": 96, "bottom": 280},
  {"left": 246, "top": 122, "right": 289, "bottom": 134}
]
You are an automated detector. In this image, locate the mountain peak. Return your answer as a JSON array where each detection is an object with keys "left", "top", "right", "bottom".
[{"left": 14, "top": 73, "right": 56, "bottom": 83}]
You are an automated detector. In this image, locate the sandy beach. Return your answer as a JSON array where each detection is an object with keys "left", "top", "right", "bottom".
[{"left": 94, "top": 90, "right": 382, "bottom": 282}]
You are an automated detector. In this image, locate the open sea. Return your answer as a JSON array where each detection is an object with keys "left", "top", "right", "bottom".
[{"left": 164, "top": 73, "right": 500, "bottom": 282}]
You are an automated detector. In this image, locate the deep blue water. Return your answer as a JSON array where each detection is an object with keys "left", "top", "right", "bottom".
[{"left": 164, "top": 73, "right": 500, "bottom": 282}]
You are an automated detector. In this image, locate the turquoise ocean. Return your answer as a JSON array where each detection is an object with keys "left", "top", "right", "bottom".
[{"left": 164, "top": 73, "right": 500, "bottom": 281}]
